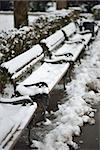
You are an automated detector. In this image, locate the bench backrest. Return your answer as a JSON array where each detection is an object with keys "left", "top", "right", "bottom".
[
  {"left": 62, "top": 22, "right": 76, "bottom": 38},
  {"left": 41, "top": 30, "right": 65, "bottom": 52},
  {"left": 1, "top": 44, "right": 44, "bottom": 80}
]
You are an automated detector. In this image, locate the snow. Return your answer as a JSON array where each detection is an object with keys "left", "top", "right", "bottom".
[
  {"left": 0, "top": 101, "right": 37, "bottom": 148},
  {"left": 0, "top": 10, "right": 72, "bottom": 32},
  {"left": 69, "top": 7, "right": 82, "bottom": 11},
  {"left": 30, "top": 30, "right": 100, "bottom": 149},
  {"left": 62, "top": 22, "right": 76, "bottom": 37},
  {"left": 0, "top": 95, "right": 31, "bottom": 103},
  {"left": 70, "top": 33, "right": 92, "bottom": 45},
  {"left": 55, "top": 42, "right": 84, "bottom": 61},
  {"left": 41, "top": 30, "right": 65, "bottom": 51},
  {"left": 1, "top": 44, "right": 43, "bottom": 74},
  {"left": 92, "top": 5, "right": 100, "bottom": 10},
  {"left": 0, "top": 12, "right": 39, "bottom": 32},
  {"left": 0, "top": 13, "right": 14, "bottom": 32},
  {"left": 16, "top": 62, "right": 70, "bottom": 95}
]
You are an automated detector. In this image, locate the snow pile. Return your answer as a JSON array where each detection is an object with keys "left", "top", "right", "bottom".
[{"left": 31, "top": 31, "right": 100, "bottom": 149}]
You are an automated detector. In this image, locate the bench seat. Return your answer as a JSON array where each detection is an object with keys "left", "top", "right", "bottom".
[
  {"left": 70, "top": 32, "right": 92, "bottom": 46},
  {"left": 54, "top": 42, "right": 85, "bottom": 61},
  {"left": 16, "top": 62, "right": 70, "bottom": 95},
  {"left": 0, "top": 96, "right": 37, "bottom": 150}
]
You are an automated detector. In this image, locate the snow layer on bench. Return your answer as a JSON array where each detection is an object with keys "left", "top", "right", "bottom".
[
  {"left": 1, "top": 44, "right": 43, "bottom": 74},
  {"left": 41, "top": 30, "right": 65, "bottom": 51},
  {"left": 62, "top": 22, "right": 76, "bottom": 37},
  {"left": 55, "top": 42, "right": 84, "bottom": 61},
  {"left": 16, "top": 62, "right": 70, "bottom": 96},
  {"left": 70, "top": 33, "right": 92, "bottom": 45},
  {"left": 11, "top": 54, "right": 44, "bottom": 80},
  {"left": 0, "top": 95, "right": 31, "bottom": 103},
  {"left": 94, "top": 25, "right": 99, "bottom": 33},
  {"left": 0, "top": 101, "right": 37, "bottom": 148}
]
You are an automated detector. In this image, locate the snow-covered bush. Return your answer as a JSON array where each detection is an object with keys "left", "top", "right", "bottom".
[{"left": 0, "top": 27, "right": 36, "bottom": 63}]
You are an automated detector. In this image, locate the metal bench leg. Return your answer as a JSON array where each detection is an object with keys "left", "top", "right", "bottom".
[
  {"left": 28, "top": 127, "right": 33, "bottom": 146},
  {"left": 63, "top": 76, "right": 66, "bottom": 90}
]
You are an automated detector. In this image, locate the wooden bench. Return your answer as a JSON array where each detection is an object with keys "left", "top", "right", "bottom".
[
  {"left": 40, "top": 30, "right": 65, "bottom": 59},
  {"left": 15, "top": 20, "right": 95, "bottom": 105},
  {"left": 16, "top": 35, "right": 87, "bottom": 98},
  {"left": 61, "top": 22, "right": 77, "bottom": 40},
  {"left": 40, "top": 22, "right": 77, "bottom": 58},
  {"left": 1, "top": 44, "right": 44, "bottom": 81},
  {"left": 0, "top": 96, "right": 37, "bottom": 150},
  {"left": 61, "top": 22, "right": 92, "bottom": 47}
]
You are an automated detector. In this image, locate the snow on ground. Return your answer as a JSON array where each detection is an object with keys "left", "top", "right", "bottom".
[
  {"left": 31, "top": 30, "right": 100, "bottom": 149},
  {"left": 0, "top": 13, "right": 39, "bottom": 32}
]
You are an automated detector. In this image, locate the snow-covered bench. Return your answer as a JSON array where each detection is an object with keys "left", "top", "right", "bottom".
[
  {"left": 0, "top": 96, "right": 37, "bottom": 150},
  {"left": 16, "top": 62, "right": 70, "bottom": 95},
  {"left": 16, "top": 38, "right": 86, "bottom": 97},
  {"left": 61, "top": 22, "right": 77, "bottom": 39},
  {"left": 1, "top": 44, "right": 44, "bottom": 80},
  {"left": 40, "top": 30, "right": 65, "bottom": 57},
  {"left": 40, "top": 22, "right": 78, "bottom": 58},
  {"left": 61, "top": 21, "right": 92, "bottom": 46},
  {"left": 16, "top": 20, "right": 94, "bottom": 98}
]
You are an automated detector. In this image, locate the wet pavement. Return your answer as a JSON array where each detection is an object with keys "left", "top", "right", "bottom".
[
  {"left": 74, "top": 103, "right": 100, "bottom": 150},
  {"left": 13, "top": 84, "right": 66, "bottom": 150}
]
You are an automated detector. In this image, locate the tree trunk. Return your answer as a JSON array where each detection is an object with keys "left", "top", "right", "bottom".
[
  {"left": 56, "top": 0, "right": 67, "bottom": 10},
  {"left": 14, "top": 1, "right": 28, "bottom": 29}
]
